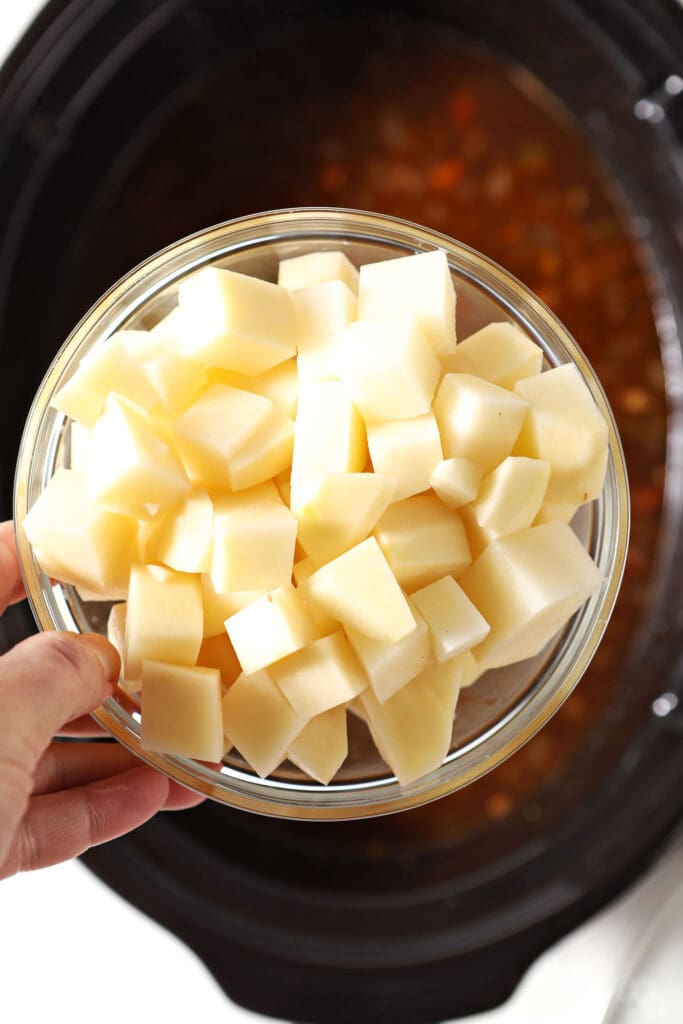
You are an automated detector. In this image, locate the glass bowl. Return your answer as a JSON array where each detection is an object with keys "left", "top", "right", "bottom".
[{"left": 13, "top": 208, "right": 629, "bottom": 820}]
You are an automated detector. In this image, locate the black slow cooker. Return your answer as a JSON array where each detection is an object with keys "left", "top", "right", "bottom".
[{"left": 1, "top": 2, "right": 683, "bottom": 1021}]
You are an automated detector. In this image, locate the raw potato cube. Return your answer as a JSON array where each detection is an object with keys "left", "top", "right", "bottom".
[
  {"left": 274, "top": 469, "right": 292, "bottom": 507},
  {"left": 51, "top": 333, "right": 159, "bottom": 427},
  {"left": 210, "top": 486, "right": 297, "bottom": 593},
  {"left": 140, "top": 660, "right": 224, "bottom": 761},
  {"left": 86, "top": 394, "right": 190, "bottom": 520},
  {"left": 360, "top": 659, "right": 461, "bottom": 786},
  {"left": 458, "top": 522, "right": 603, "bottom": 669},
  {"left": 434, "top": 373, "right": 528, "bottom": 471},
  {"left": 148, "top": 307, "right": 184, "bottom": 347},
  {"left": 339, "top": 316, "right": 441, "bottom": 423},
  {"left": 345, "top": 604, "right": 433, "bottom": 703},
  {"left": 208, "top": 358, "right": 299, "bottom": 419},
  {"left": 290, "top": 381, "right": 367, "bottom": 510},
  {"left": 124, "top": 565, "right": 203, "bottom": 685},
  {"left": 430, "top": 457, "right": 483, "bottom": 509},
  {"left": 534, "top": 500, "right": 579, "bottom": 526},
  {"left": 296, "top": 472, "right": 395, "bottom": 566},
  {"left": 293, "top": 558, "right": 341, "bottom": 636},
  {"left": 304, "top": 537, "right": 416, "bottom": 643},
  {"left": 292, "top": 280, "right": 357, "bottom": 381},
  {"left": 119, "top": 328, "right": 174, "bottom": 361},
  {"left": 287, "top": 705, "right": 348, "bottom": 785},
  {"left": 227, "top": 409, "right": 294, "bottom": 492},
  {"left": 142, "top": 352, "right": 208, "bottom": 418},
  {"left": 271, "top": 632, "right": 367, "bottom": 719},
  {"left": 222, "top": 669, "right": 305, "bottom": 778},
  {"left": 410, "top": 576, "right": 490, "bottom": 663},
  {"left": 200, "top": 574, "right": 264, "bottom": 638},
  {"left": 514, "top": 364, "right": 608, "bottom": 506},
  {"left": 69, "top": 422, "right": 91, "bottom": 472},
  {"left": 459, "top": 649, "right": 484, "bottom": 688},
  {"left": 173, "top": 383, "right": 274, "bottom": 486},
  {"left": 469, "top": 457, "right": 551, "bottom": 542},
  {"left": 155, "top": 487, "right": 213, "bottom": 574},
  {"left": 22, "top": 468, "right": 138, "bottom": 598},
  {"left": 358, "top": 250, "right": 456, "bottom": 356},
  {"left": 226, "top": 585, "right": 319, "bottom": 674},
  {"left": 197, "top": 634, "right": 242, "bottom": 690},
  {"left": 177, "top": 266, "right": 297, "bottom": 375},
  {"left": 278, "top": 249, "right": 359, "bottom": 293},
  {"left": 444, "top": 322, "right": 543, "bottom": 389},
  {"left": 374, "top": 495, "right": 471, "bottom": 592},
  {"left": 367, "top": 413, "right": 443, "bottom": 501}
]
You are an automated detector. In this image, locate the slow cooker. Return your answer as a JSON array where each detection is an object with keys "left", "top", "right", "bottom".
[{"left": 1, "top": 2, "right": 682, "bottom": 1021}]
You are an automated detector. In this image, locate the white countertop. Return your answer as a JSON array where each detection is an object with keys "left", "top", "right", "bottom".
[{"left": 0, "top": 5, "right": 681, "bottom": 1022}]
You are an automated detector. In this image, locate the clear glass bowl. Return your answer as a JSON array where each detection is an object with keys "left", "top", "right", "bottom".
[{"left": 13, "top": 208, "right": 629, "bottom": 820}]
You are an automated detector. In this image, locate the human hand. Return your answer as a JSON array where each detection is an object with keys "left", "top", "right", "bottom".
[{"left": 0, "top": 520, "right": 205, "bottom": 880}]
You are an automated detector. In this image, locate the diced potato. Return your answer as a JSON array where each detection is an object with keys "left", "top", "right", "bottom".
[
  {"left": 50, "top": 334, "right": 159, "bottom": 428},
  {"left": 226, "top": 585, "right": 319, "bottom": 674},
  {"left": 459, "top": 649, "right": 484, "bottom": 688},
  {"left": 468, "top": 457, "right": 551, "bottom": 544},
  {"left": 148, "top": 307, "right": 184, "bottom": 349},
  {"left": 172, "top": 383, "right": 274, "bottom": 486},
  {"left": 293, "top": 558, "right": 341, "bottom": 636},
  {"left": 227, "top": 409, "right": 294, "bottom": 492},
  {"left": 197, "top": 634, "right": 242, "bottom": 690},
  {"left": 410, "top": 576, "right": 490, "bottom": 662},
  {"left": 107, "top": 603, "right": 126, "bottom": 661},
  {"left": 200, "top": 574, "right": 264, "bottom": 638},
  {"left": 272, "top": 631, "right": 367, "bottom": 719},
  {"left": 222, "top": 669, "right": 305, "bottom": 778},
  {"left": 514, "top": 364, "right": 608, "bottom": 506},
  {"left": 210, "top": 486, "right": 297, "bottom": 593},
  {"left": 142, "top": 353, "right": 208, "bottom": 418},
  {"left": 434, "top": 373, "right": 528, "bottom": 471},
  {"left": 360, "top": 659, "right": 461, "bottom": 786},
  {"left": 374, "top": 495, "right": 471, "bottom": 592},
  {"left": 278, "top": 249, "right": 359, "bottom": 293},
  {"left": 274, "top": 469, "right": 292, "bottom": 506},
  {"left": 22, "top": 468, "right": 138, "bottom": 598},
  {"left": 534, "top": 500, "right": 579, "bottom": 525},
  {"left": 357, "top": 250, "right": 456, "bottom": 356},
  {"left": 208, "top": 358, "right": 299, "bottom": 419},
  {"left": 123, "top": 565, "right": 203, "bottom": 686},
  {"left": 155, "top": 487, "right": 213, "bottom": 574},
  {"left": 86, "top": 394, "right": 190, "bottom": 520},
  {"left": 287, "top": 705, "right": 348, "bottom": 785},
  {"left": 292, "top": 280, "right": 357, "bottom": 381},
  {"left": 304, "top": 537, "right": 416, "bottom": 643},
  {"left": 140, "top": 660, "right": 224, "bottom": 761},
  {"left": 430, "top": 457, "right": 483, "bottom": 509},
  {"left": 458, "top": 522, "right": 603, "bottom": 669},
  {"left": 444, "top": 322, "right": 543, "bottom": 388},
  {"left": 69, "top": 421, "right": 91, "bottom": 472},
  {"left": 345, "top": 603, "right": 433, "bottom": 703},
  {"left": 120, "top": 327, "right": 178, "bottom": 361},
  {"left": 290, "top": 381, "right": 367, "bottom": 510},
  {"left": 339, "top": 316, "right": 441, "bottom": 423},
  {"left": 296, "top": 472, "right": 395, "bottom": 566},
  {"left": 367, "top": 413, "right": 443, "bottom": 501},
  {"left": 177, "top": 266, "right": 297, "bottom": 374}
]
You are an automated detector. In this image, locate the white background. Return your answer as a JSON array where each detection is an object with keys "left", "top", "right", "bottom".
[{"left": 1, "top": 4, "right": 682, "bottom": 1022}]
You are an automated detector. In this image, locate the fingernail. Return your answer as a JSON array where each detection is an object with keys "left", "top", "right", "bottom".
[{"left": 80, "top": 633, "right": 121, "bottom": 683}]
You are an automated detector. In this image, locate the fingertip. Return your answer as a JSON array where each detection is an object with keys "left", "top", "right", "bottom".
[{"left": 79, "top": 633, "right": 121, "bottom": 685}]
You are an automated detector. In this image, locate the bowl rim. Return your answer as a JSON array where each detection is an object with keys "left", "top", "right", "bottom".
[{"left": 13, "top": 206, "right": 630, "bottom": 820}]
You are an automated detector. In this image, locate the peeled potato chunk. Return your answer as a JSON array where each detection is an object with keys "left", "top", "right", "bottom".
[
  {"left": 278, "top": 249, "right": 359, "bottom": 293},
  {"left": 345, "top": 604, "right": 433, "bottom": 703},
  {"left": 196, "top": 634, "right": 242, "bottom": 690},
  {"left": 291, "top": 279, "right": 357, "bottom": 382},
  {"left": 210, "top": 484, "right": 297, "bottom": 593},
  {"left": 410, "top": 575, "right": 490, "bottom": 663},
  {"left": 374, "top": 494, "right": 471, "bottom": 592},
  {"left": 22, "top": 468, "right": 138, "bottom": 599},
  {"left": 123, "top": 565, "right": 203, "bottom": 687},
  {"left": 339, "top": 316, "right": 441, "bottom": 423},
  {"left": 458, "top": 521, "right": 603, "bottom": 670},
  {"left": 140, "top": 660, "right": 224, "bottom": 762},
  {"left": 155, "top": 487, "right": 213, "bottom": 574},
  {"left": 434, "top": 373, "right": 529, "bottom": 472},
  {"left": 227, "top": 408, "right": 294, "bottom": 492},
  {"left": 444, "top": 322, "right": 543, "bottom": 389},
  {"left": 200, "top": 574, "right": 265, "bottom": 638},
  {"left": 430, "top": 457, "right": 483, "bottom": 510},
  {"left": 304, "top": 537, "right": 416, "bottom": 644},
  {"left": 222, "top": 669, "right": 306, "bottom": 778},
  {"left": 467, "top": 456, "right": 551, "bottom": 548},
  {"left": 226, "top": 584, "right": 319, "bottom": 675},
  {"left": 292, "top": 558, "right": 341, "bottom": 636},
  {"left": 357, "top": 250, "right": 456, "bottom": 356},
  {"left": 296, "top": 472, "right": 395, "bottom": 566},
  {"left": 209, "top": 358, "right": 299, "bottom": 419},
  {"left": 271, "top": 631, "right": 367, "bottom": 720},
  {"left": 142, "top": 352, "right": 208, "bottom": 418},
  {"left": 514, "top": 363, "right": 608, "bottom": 507},
  {"left": 287, "top": 705, "right": 348, "bottom": 785},
  {"left": 367, "top": 413, "right": 443, "bottom": 502},
  {"left": 177, "top": 266, "right": 297, "bottom": 374},
  {"left": 360, "top": 658, "right": 461, "bottom": 786}
]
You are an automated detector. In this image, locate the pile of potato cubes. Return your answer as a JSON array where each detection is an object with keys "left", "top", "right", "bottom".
[{"left": 22, "top": 247, "right": 606, "bottom": 786}]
